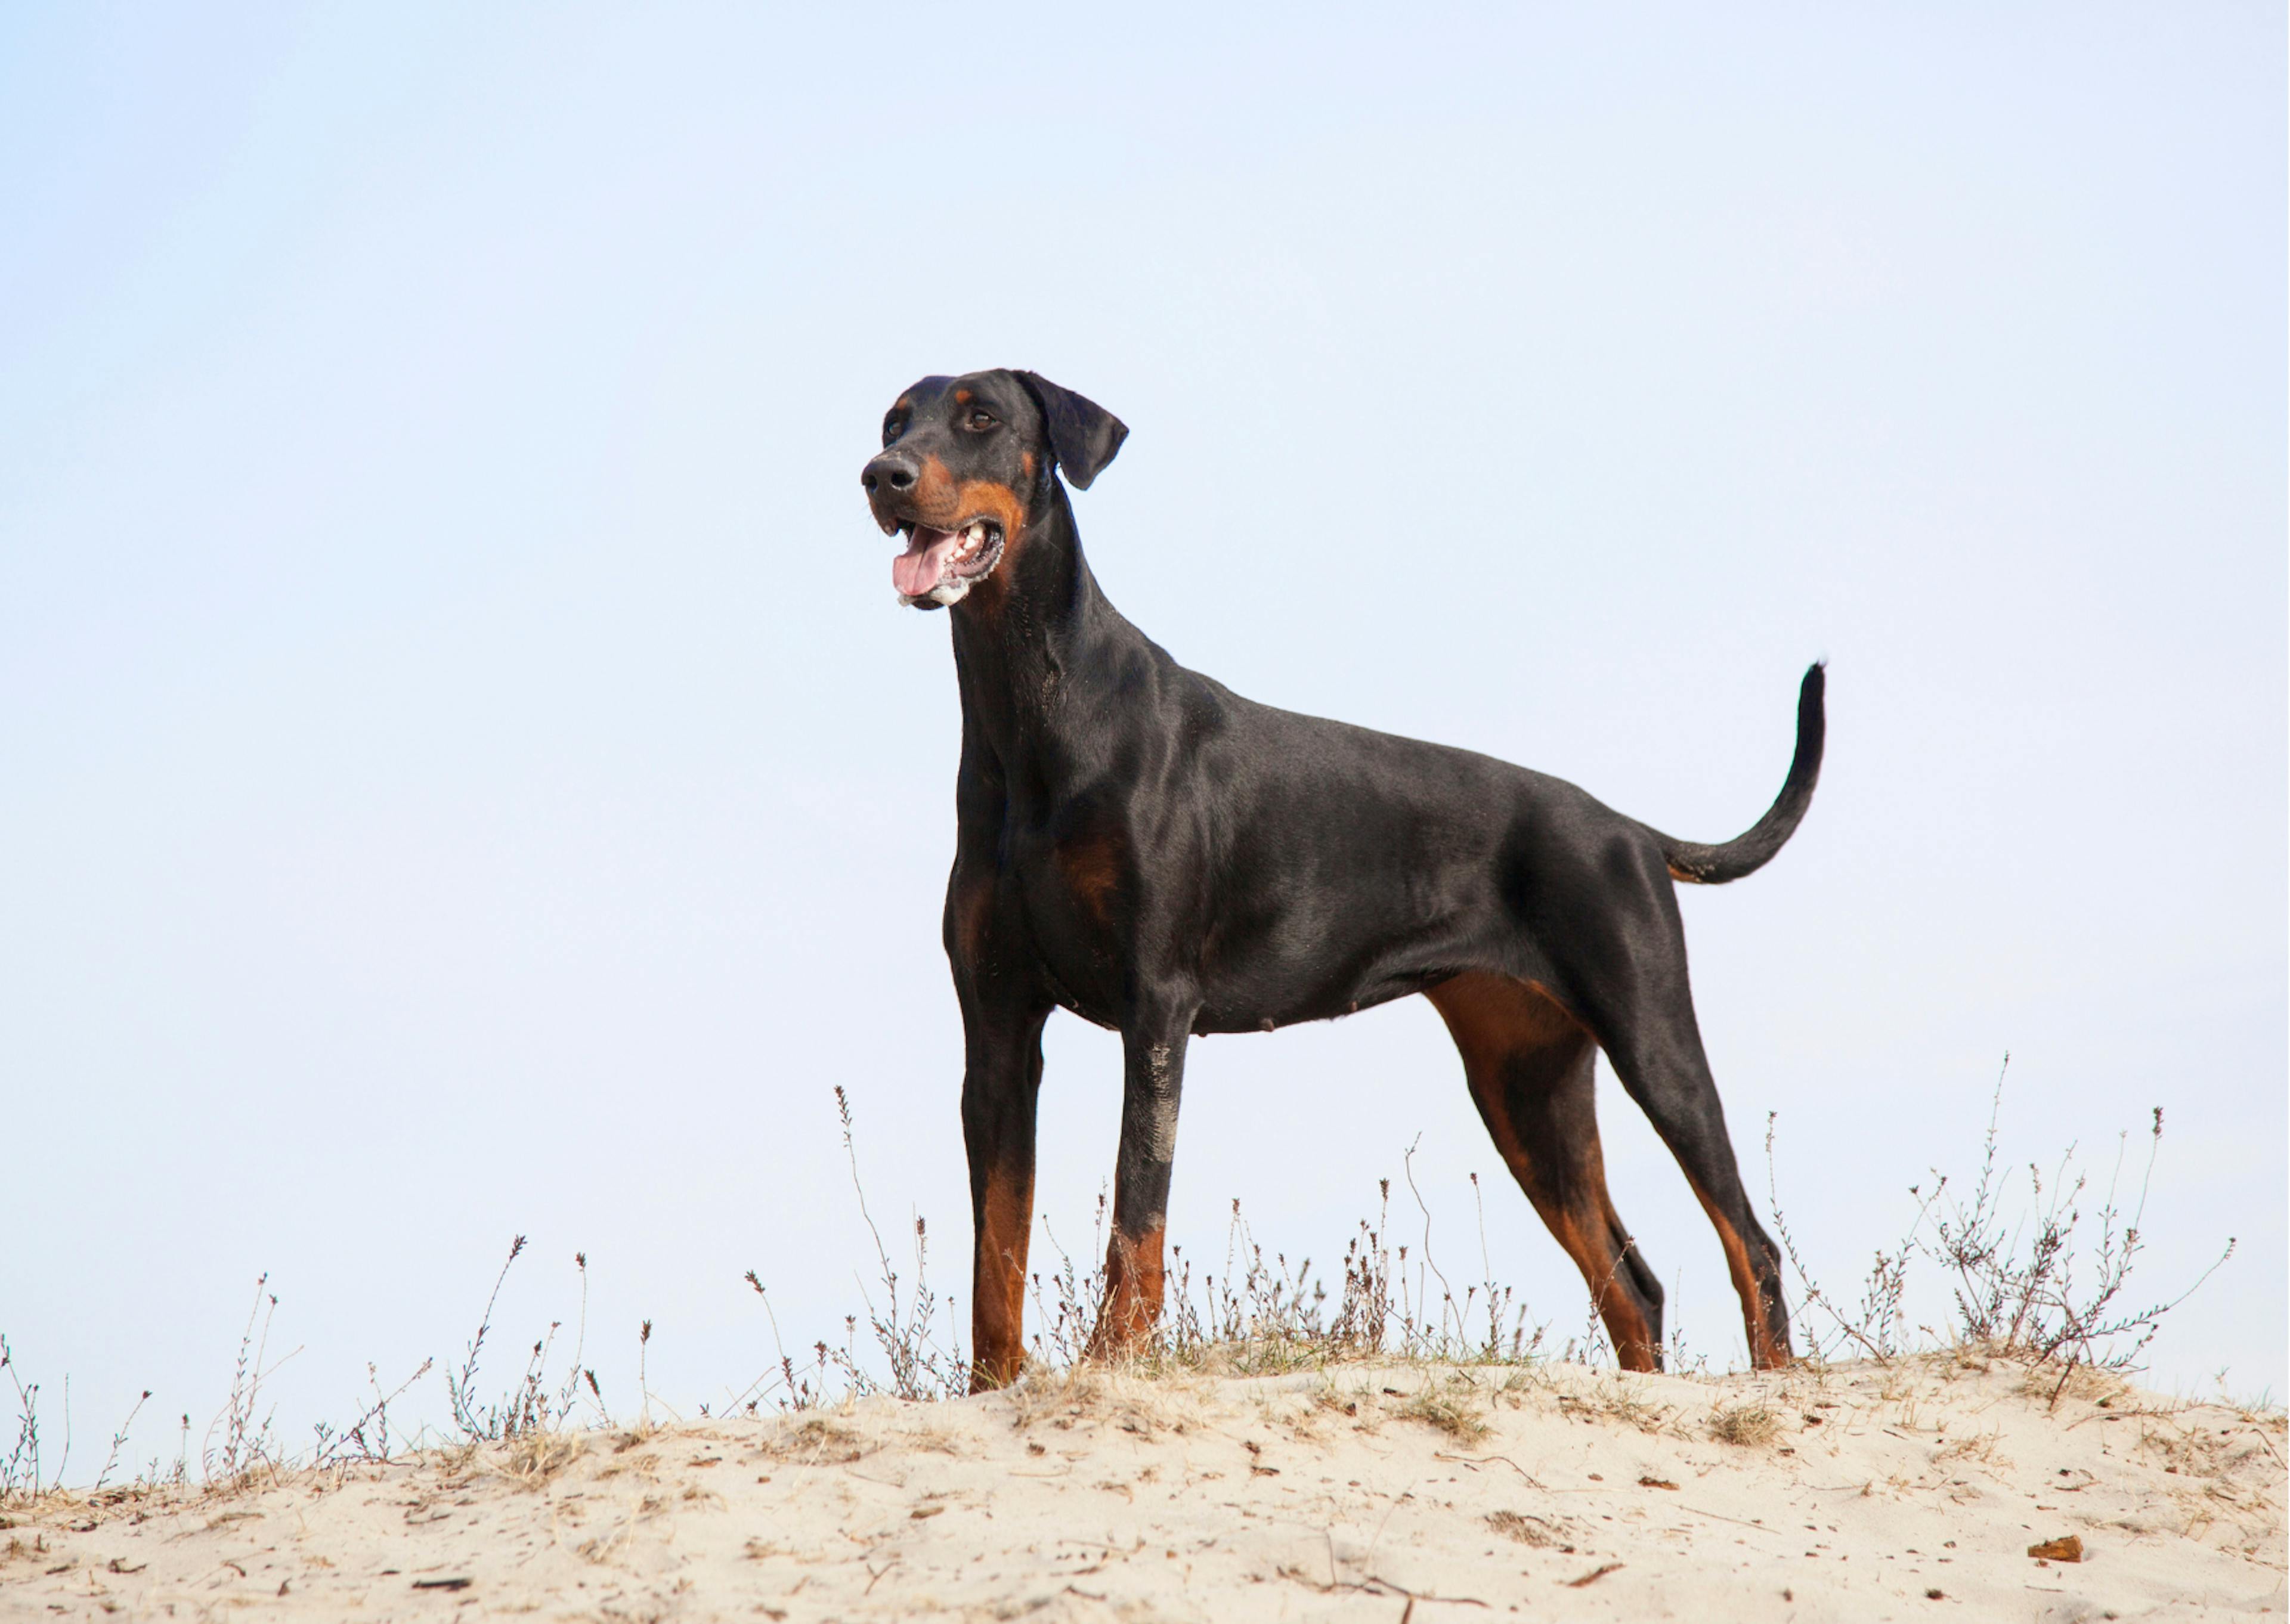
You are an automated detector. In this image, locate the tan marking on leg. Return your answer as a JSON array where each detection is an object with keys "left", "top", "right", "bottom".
[
  {"left": 1424, "top": 970, "right": 1586, "bottom": 1054},
  {"left": 1685, "top": 1179, "right": 1788, "bottom": 1370},
  {"left": 1087, "top": 1223, "right": 1166, "bottom": 1360},
  {"left": 1426, "top": 973, "right": 1657, "bottom": 1369},
  {"left": 970, "top": 1166, "right": 1034, "bottom": 1391},
  {"left": 1590, "top": 1189, "right": 1661, "bottom": 1371},
  {"left": 1540, "top": 1171, "right": 1657, "bottom": 1372}
]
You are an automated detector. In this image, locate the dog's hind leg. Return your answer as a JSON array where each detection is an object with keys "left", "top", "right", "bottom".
[
  {"left": 1592, "top": 1001, "right": 1793, "bottom": 1371},
  {"left": 1426, "top": 972, "right": 1667, "bottom": 1371},
  {"left": 1562, "top": 908, "right": 1794, "bottom": 1369}
]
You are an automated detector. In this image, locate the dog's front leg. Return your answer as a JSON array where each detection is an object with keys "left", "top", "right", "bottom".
[
  {"left": 1085, "top": 1008, "right": 1194, "bottom": 1363},
  {"left": 961, "top": 997, "right": 1050, "bottom": 1393}
]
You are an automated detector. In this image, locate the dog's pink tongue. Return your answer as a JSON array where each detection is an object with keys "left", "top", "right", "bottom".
[{"left": 893, "top": 528, "right": 958, "bottom": 598}]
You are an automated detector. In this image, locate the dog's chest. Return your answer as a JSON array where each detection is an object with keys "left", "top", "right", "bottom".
[{"left": 994, "top": 819, "right": 1138, "bottom": 1022}]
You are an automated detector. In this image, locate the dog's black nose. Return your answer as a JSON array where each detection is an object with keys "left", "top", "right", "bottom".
[{"left": 862, "top": 451, "right": 919, "bottom": 496}]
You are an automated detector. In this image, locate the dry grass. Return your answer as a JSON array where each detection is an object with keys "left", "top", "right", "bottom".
[
  {"left": 763, "top": 1416, "right": 868, "bottom": 1465},
  {"left": 1394, "top": 1379, "right": 1491, "bottom": 1440},
  {"left": 1708, "top": 1400, "right": 1781, "bottom": 1447},
  {"left": 1486, "top": 1508, "right": 1571, "bottom": 1548},
  {"left": 1933, "top": 1427, "right": 2012, "bottom": 1474},
  {"left": 899, "top": 1420, "right": 965, "bottom": 1455},
  {"left": 1766, "top": 1057, "right": 2236, "bottom": 1399},
  {"left": 1559, "top": 1376, "right": 1676, "bottom": 1436},
  {"left": 1014, "top": 1143, "right": 1547, "bottom": 1391},
  {"left": 1002, "top": 1362, "right": 1206, "bottom": 1442},
  {"left": 2019, "top": 1358, "right": 2131, "bottom": 1408},
  {"left": 491, "top": 1430, "right": 585, "bottom": 1490},
  {"left": 1, "top": 1066, "right": 2254, "bottom": 1502}
]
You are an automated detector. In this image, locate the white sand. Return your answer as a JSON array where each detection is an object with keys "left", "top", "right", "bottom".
[{"left": 4, "top": 1354, "right": 2280, "bottom": 1621}]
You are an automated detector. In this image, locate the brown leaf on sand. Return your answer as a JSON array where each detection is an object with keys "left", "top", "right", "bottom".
[
  {"left": 1565, "top": 1561, "right": 1624, "bottom": 1587},
  {"left": 1637, "top": 1476, "right": 1678, "bottom": 1490},
  {"left": 2027, "top": 1535, "right": 2084, "bottom": 1563}
]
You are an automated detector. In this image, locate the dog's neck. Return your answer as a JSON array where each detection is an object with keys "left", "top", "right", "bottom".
[{"left": 948, "top": 483, "right": 1150, "bottom": 795}]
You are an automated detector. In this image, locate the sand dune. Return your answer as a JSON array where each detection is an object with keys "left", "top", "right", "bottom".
[{"left": 4, "top": 1353, "right": 2280, "bottom": 1621}]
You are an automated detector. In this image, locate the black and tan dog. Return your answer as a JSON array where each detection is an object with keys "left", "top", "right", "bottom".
[{"left": 862, "top": 370, "right": 1824, "bottom": 1390}]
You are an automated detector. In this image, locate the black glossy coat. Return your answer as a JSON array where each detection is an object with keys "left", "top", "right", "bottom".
[{"left": 861, "top": 370, "right": 1824, "bottom": 1389}]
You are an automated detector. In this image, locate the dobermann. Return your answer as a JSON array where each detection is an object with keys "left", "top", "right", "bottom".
[{"left": 861, "top": 370, "right": 1824, "bottom": 1390}]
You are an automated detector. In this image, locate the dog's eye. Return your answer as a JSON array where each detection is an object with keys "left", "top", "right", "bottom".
[{"left": 964, "top": 409, "right": 997, "bottom": 432}]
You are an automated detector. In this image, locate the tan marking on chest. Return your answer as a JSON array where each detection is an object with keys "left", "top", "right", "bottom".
[{"left": 1055, "top": 833, "right": 1125, "bottom": 920}]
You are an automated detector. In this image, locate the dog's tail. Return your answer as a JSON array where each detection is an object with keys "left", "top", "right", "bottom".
[{"left": 1652, "top": 662, "right": 1825, "bottom": 886}]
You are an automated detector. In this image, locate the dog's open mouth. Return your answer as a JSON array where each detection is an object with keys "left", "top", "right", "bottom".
[{"left": 892, "top": 519, "right": 1005, "bottom": 608}]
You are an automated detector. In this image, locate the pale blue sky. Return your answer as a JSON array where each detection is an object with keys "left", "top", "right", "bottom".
[{"left": 2, "top": 5, "right": 2281, "bottom": 1473}]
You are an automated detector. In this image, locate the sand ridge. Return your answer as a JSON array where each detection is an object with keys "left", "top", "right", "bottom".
[{"left": 2, "top": 1353, "right": 2281, "bottom": 1621}]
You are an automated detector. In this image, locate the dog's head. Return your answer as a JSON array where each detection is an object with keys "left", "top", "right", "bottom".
[{"left": 861, "top": 370, "right": 1127, "bottom": 609}]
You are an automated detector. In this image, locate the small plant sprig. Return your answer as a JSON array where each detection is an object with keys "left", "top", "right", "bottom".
[
  {"left": 1919, "top": 1074, "right": 2233, "bottom": 1394},
  {"left": 443, "top": 1238, "right": 598, "bottom": 1441},
  {"left": 830, "top": 1086, "right": 968, "bottom": 1402},
  {"left": 445, "top": 1236, "right": 524, "bottom": 1441},
  {"left": 2, "top": 1334, "right": 43, "bottom": 1502},
  {"left": 731, "top": 1088, "right": 970, "bottom": 1414},
  {"left": 205, "top": 1276, "right": 292, "bottom": 1485},
  {"left": 1769, "top": 1055, "right": 2235, "bottom": 1387},
  {"left": 1768, "top": 1113, "right": 1933, "bottom": 1363},
  {"left": 91, "top": 1389, "right": 151, "bottom": 1493},
  {"left": 310, "top": 1359, "right": 434, "bottom": 1468}
]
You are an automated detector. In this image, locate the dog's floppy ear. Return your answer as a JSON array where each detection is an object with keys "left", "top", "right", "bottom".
[{"left": 1015, "top": 371, "right": 1128, "bottom": 490}]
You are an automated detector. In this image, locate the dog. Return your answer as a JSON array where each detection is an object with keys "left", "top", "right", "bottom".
[{"left": 861, "top": 370, "right": 1823, "bottom": 1390}]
